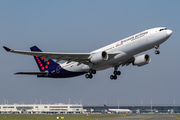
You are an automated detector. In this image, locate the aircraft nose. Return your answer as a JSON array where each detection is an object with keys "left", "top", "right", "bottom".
[{"left": 167, "top": 30, "right": 173, "bottom": 36}]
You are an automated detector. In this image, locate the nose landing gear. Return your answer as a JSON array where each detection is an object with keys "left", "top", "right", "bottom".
[
  {"left": 155, "top": 45, "right": 160, "bottom": 54},
  {"left": 155, "top": 50, "right": 160, "bottom": 54}
]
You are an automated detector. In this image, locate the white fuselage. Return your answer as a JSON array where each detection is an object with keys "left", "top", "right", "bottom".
[
  {"left": 60, "top": 27, "right": 172, "bottom": 73},
  {"left": 109, "top": 109, "right": 131, "bottom": 113}
]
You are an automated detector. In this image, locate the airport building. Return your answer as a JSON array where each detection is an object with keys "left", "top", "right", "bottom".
[
  {"left": 0, "top": 103, "right": 83, "bottom": 114},
  {"left": 1, "top": 103, "right": 180, "bottom": 114},
  {"left": 83, "top": 105, "right": 180, "bottom": 113}
]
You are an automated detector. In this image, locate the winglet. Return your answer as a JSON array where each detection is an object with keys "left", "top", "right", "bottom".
[{"left": 3, "top": 46, "right": 11, "bottom": 52}]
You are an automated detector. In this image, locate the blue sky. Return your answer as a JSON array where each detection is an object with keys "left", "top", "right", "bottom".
[{"left": 1, "top": 0, "right": 180, "bottom": 105}]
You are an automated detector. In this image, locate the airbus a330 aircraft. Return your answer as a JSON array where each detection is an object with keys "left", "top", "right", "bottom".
[
  {"left": 104, "top": 104, "right": 131, "bottom": 113},
  {"left": 3, "top": 27, "right": 172, "bottom": 80}
]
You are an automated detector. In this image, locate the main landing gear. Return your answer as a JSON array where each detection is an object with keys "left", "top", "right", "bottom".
[
  {"left": 110, "top": 66, "right": 121, "bottom": 80},
  {"left": 85, "top": 68, "right": 121, "bottom": 80},
  {"left": 155, "top": 45, "right": 160, "bottom": 55},
  {"left": 85, "top": 69, "right": 96, "bottom": 79}
]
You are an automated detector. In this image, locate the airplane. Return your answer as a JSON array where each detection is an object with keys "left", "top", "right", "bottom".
[
  {"left": 104, "top": 104, "right": 131, "bottom": 113},
  {"left": 3, "top": 27, "right": 172, "bottom": 80}
]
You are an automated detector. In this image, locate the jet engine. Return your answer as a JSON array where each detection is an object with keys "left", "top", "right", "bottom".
[
  {"left": 90, "top": 51, "right": 108, "bottom": 63},
  {"left": 133, "top": 54, "right": 151, "bottom": 67}
]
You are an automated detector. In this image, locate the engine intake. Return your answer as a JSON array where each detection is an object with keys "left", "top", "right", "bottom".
[
  {"left": 90, "top": 51, "right": 108, "bottom": 63},
  {"left": 133, "top": 54, "right": 151, "bottom": 67}
]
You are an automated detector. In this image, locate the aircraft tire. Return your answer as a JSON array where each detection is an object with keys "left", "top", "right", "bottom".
[
  {"left": 155, "top": 50, "right": 160, "bottom": 54},
  {"left": 114, "top": 75, "right": 117, "bottom": 80},
  {"left": 89, "top": 74, "right": 93, "bottom": 79},
  {"left": 110, "top": 75, "right": 114, "bottom": 80},
  {"left": 117, "top": 71, "right": 121, "bottom": 75},
  {"left": 89, "top": 69, "right": 96, "bottom": 74},
  {"left": 114, "top": 71, "right": 117, "bottom": 75},
  {"left": 92, "top": 70, "right": 96, "bottom": 74},
  {"left": 85, "top": 74, "right": 89, "bottom": 79},
  {"left": 110, "top": 75, "right": 117, "bottom": 80}
]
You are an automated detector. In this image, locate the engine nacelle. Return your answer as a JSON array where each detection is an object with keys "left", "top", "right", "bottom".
[
  {"left": 133, "top": 54, "right": 151, "bottom": 67},
  {"left": 90, "top": 51, "right": 108, "bottom": 63}
]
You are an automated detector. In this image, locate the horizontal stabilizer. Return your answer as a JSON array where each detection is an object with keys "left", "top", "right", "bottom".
[{"left": 15, "top": 72, "right": 48, "bottom": 75}]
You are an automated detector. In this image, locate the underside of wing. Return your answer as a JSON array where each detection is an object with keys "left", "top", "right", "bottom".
[{"left": 120, "top": 57, "right": 135, "bottom": 67}]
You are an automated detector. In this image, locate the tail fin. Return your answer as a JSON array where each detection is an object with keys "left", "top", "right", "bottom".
[
  {"left": 30, "top": 46, "right": 59, "bottom": 72},
  {"left": 104, "top": 104, "right": 109, "bottom": 110}
]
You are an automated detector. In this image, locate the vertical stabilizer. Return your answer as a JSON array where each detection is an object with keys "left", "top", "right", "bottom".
[
  {"left": 30, "top": 46, "right": 59, "bottom": 72},
  {"left": 104, "top": 104, "right": 109, "bottom": 110}
]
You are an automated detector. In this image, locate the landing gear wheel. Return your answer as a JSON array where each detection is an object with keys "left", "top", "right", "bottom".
[
  {"left": 85, "top": 74, "right": 93, "bottom": 79},
  {"left": 92, "top": 70, "right": 96, "bottom": 74},
  {"left": 114, "top": 71, "right": 121, "bottom": 76},
  {"left": 89, "top": 69, "right": 96, "bottom": 74},
  {"left": 155, "top": 50, "right": 160, "bottom": 54},
  {"left": 86, "top": 69, "right": 96, "bottom": 79},
  {"left": 113, "top": 75, "right": 117, "bottom": 80},
  {"left": 110, "top": 75, "right": 114, "bottom": 80},
  {"left": 114, "top": 71, "right": 117, "bottom": 75},
  {"left": 154, "top": 45, "right": 160, "bottom": 55},
  {"left": 110, "top": 66, "right": 121, "bottom": 80},
  {"left": 110, "top": 75, "right": 117, "bottom": 80},
  {"left": 117, "top": 71, "right": 121, "bottom": 75},
  {"left": 85, "top": 74, "right": 89, "bottom": 79},
  {"left": 89, "top": 74, "right": 93, "bottom": 79}
]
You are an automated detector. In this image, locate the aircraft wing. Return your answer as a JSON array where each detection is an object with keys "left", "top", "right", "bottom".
[
  {"left": 3, "top": 46, "right": 91, "bottom": 64},
  {"left": 3, "top": 46, "right": 124, "bottom": 66},
  {"left": 120, "top": 57, "right": 135, "bottom": 67}
]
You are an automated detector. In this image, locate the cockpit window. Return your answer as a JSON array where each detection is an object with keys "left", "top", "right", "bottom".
[{"left": 159, "top": 28, "right": 167, "bottom": 31}]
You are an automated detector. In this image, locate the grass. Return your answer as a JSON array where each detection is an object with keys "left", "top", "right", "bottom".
[{"left": 0, "top": 114, "right": 133, "bottom": 120}]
